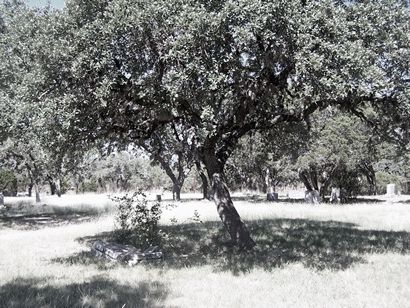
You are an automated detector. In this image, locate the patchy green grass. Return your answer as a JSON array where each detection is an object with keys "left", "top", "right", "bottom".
[{"left": 1, "top": 194, "right": 410, "bottom": 307}]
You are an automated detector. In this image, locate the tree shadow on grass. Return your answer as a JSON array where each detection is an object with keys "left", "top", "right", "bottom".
[
  {"left": 0, "top": 276, "right": 169, "bottom": 308},
  {"left": 0, "top": 205, "right": 110, "bottom": 230},
  {"left": 340, "top": 197, "right": 385, "bottom": 204},
  {"left": 0, "top": 213, "right": 100, "bottom": 230},
  {"left": 57, "top": 219, "right": 410, "bottom": 275},
  {"left": 274, "top": 197, "right": 386, "bottom": 204}
]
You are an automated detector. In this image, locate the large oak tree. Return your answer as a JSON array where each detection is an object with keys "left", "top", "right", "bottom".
[{"left": 2, "top": 0, "right": 409, "bottom": 249}]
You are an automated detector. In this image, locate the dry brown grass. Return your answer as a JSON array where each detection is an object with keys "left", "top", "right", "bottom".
[{"left": 1, "top": 193, "right": 410, "bottom": 307}]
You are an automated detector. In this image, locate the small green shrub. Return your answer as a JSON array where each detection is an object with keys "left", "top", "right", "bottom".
[{"left": 112, "top": 191, "right": 162, "bottom": 248}]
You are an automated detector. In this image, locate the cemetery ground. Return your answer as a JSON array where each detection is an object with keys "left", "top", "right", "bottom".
[{"left": 1, "top": 193, "right": 410, "bottom": 308}]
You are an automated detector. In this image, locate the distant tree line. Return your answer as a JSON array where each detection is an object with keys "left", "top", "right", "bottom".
[{"left": 1, "top": 110, "right": 409, "bottom": 200}]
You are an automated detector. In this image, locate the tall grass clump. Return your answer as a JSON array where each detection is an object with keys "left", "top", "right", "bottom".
[{"left": 112, "top": 191, "right": 162, "bottom": 248}]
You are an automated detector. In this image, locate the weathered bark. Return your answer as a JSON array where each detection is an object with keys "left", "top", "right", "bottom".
[
  {"left": 56, "top": 178, "right": 62, "bottom": 197},
  {"left": 365, "top": 166, "right": 376, "bottom": 195},
  {"left": 172, "top": 183, "right": 181, "bottom": 201},
  {"left": 368, "top": 179, "right": 377, "bottom": 196},
  {"left": 26, "top": 155, "right": 41, "bottom": 202},
  {"left": 300, "top": 168, "right": 330, "bottom": 202},
  {"left": 28, "top": 183, "right": 33, "bottom": 197},
  {"left": 195, "top": 161, "right": 210, "bottom": 200},
  {"left": 49, "top": 180, "right": 57, "bottom": 195},
  {"left": 212, "top": 173, "right": 256, "bottom": 250},
  {"left": 10, "top": 178, "right": 17, "bottom": 197},
  {"left": 201, "top": 140, "right": 256, "bottom": 249},
  {"left": 200, "top": 174, "right": 209, "bottom": 199},
  {"left": 34, "top": 182, "right": 41, "bottom": 203},
  {"left": 26, "top": 168, "right": 34, "bottom": 197},
  {"left": 310, "top": 168, "right": 319, "bottom": 191},
  {"left": 299, "top": 169, "right": 313, "bottom": 191}
]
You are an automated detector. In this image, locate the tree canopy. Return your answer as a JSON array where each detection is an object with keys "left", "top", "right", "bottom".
[{"left": 1, "top": 0, "right": 409, "bottom": 248}]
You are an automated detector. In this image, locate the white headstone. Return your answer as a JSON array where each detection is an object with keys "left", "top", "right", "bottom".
[
  {"left": 330, "top": 187, "right": 341, "bottom": 203},
  {"left": 386, "top": 183, "right": 396, "bottom": 196}
]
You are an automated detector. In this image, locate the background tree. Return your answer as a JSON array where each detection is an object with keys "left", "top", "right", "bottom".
[
  {"left": 226, "top": 124, "right": 307, "bottom": 193},
  {"left": 139, "top": 121, "right": 196, "bottom": 201},
  {"left": 373, "top": 143, "right": 410, "bottom": 194},
  {"left": 296, "top": 110, "right": 382, "bottom": 200},
  {"left": 69, "top": 149, "right": 173, "bottom": 194}
]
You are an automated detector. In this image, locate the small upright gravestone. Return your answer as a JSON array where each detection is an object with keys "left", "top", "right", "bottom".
[
  {"left": 0, "top": 193, "right": 4, "bottom": 207},
  {"left": 386, "top": 183, "right": 396, "bottom": 196},
  {"left": 330, "top": 187, "right": 341, "bottom": 203}
]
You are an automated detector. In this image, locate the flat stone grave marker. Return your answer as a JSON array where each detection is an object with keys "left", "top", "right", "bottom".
[{"left": 92, "top": 240, "right": 163, "bottom": 266}]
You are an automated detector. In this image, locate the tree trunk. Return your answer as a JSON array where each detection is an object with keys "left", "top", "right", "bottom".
[
  {"left": 196, "top": 162, "right": 210, "bottom": 200},
  {"left": 310, "top": 168, "right": 319, "bottom": 191},
  {"left": 201, "top": 144, "right": 256, "bottom": 249},
  {"left": 299, "top": 169, "right": 313, "bottom": 191},
  {"left": 201, "top": 175, "right": 209, "bottom": 200},
  {"left": 212, "top": 173, "right": 256, "bottom": 250},
  {"left": 359, "top": 163, "right": 377, "bottom": 196},
  {"left": 34, "top": 182, "right": 41, "bottom": 203},
  {"left": 27, "top": 170, "right": 34, "bottom": 197},
  {"left": 28, "top": 183, "right": 33, "bottom": 197},
  {"left": 49, "top": 180, "right": 56, "bottom": 195},
  {"left": 56, "top": 178, "right": 62, "bottom": 197},
  {"left": 367, "top": 170, "right": 377, "bottom": 196},
  {"left": 172, "top": 183, "right": 181, "bottom": 201},
  {"left": 10, "top": 178, "right": 17, "bottom": 197}
]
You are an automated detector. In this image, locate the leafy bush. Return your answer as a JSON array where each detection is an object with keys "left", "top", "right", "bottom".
[{"left": 112, "top": 191, "right": 162, "bottom": 248}]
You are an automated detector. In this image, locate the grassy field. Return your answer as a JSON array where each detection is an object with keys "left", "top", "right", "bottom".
[{"left": 1, "top": 193, "right": 410, "bottom": 308}]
